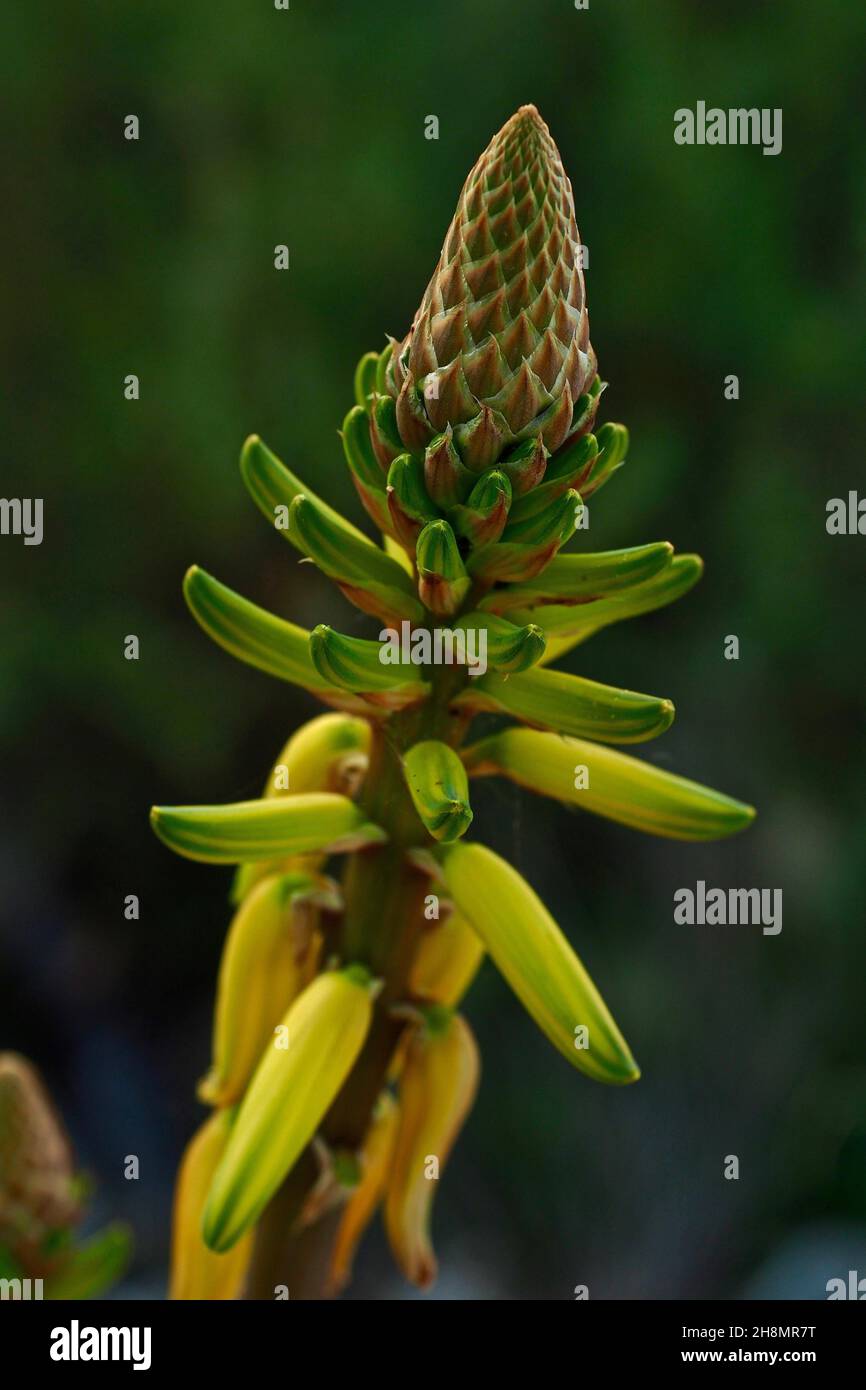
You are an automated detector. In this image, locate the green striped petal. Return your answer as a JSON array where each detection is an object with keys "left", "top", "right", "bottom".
[
  {"left": 150, "top": 792, "right": 387, "bottom": 864},
  {"left": 478, "top": 542, "right": 674, "bottom": 613},
  {"left": 454, "top": 666, "right": 674, "bottom": 743},
  {"left": 183, "top": 565, "right": 333, "bottom": 695},
  {"left": 240, "top": 434, "right": 368, "bottom": 548},
  {"left": 462, "top": 728, "right": 755, "bottom": 840}
]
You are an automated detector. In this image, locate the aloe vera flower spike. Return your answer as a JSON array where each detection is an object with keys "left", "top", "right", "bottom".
[{"left": 152, "top": 104, "right": 755, "bottom": 1298}]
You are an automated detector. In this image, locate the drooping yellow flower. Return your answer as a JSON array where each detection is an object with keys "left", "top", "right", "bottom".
[
  {"left": 385, "top": 1009, "right": 479, "bottom": 1289},
  {"left": 198, "top": 872, "right": 330, "bottom": 1107},
  {"left": 203, "top": 966, "right": 376, "bottom": 1254},
  {"left": 328, "top": 1092, "right": 399, "bottom": 1294},
  {"left": 441, "top": 840, "right": 639, "bottom": 1084},
  {"left": 409, "top": 909, "right": 485, "bottom": 1006},
  {"left": 170, "top": 1110, "right": 252, "bottom": 1300}
]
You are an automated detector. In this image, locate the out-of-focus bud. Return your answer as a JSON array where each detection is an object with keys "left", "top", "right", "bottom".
[
  {"left": 170, "top": 1110, "right": 253, "bottom": 1300},
  {"left": 328, "top": 1093, "right": 399, "bottom": 1293},
  {"left": 384, "top": 1009, "right": 479, "bottom": 1289},
  {"left": 198, "top": 872, "right": 335, "bottom": 1107},
  {"left": 409, "top": 910, "right": 485, "bottom": 1006}
]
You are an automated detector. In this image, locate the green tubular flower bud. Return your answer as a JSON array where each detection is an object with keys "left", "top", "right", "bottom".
[
  {"left": 409, "top": 911, "right": 485, "bottom": 1006},
  {"left": 416, "top": 519, "right": 471, "bottom": 616},
  {"left": 452, "top": 404, "right": 510, "bottom": 471},
  {"left": 454, "top": 665, "right": 675, "bottom": 744},
  {"left": 464, "top": 536, "right": 561, "bottom": 585},
  {"left": 402, "top": 740, "right": 473, "bottom": 844},
  {"left": 375, "top": 343, "right": 394, "bottom": 396},
  {"left": 387, "top": 106, "right": 595, "bottom": 468},
  {"left": 564, "top": 376, "right": 604, "bottom": 442},
  {"left": 496, "top": 436, "right": 548, "bottom": 497},
  {"left": 289, "top": 494, "right": 425, "bottom": 626},
  {"left": 240, "top": 434, "right": 368, "bottom": 548},
  {"left": 310, "top": 625, "right": 430, "bottom": 708},
  {"left": 450, "top": 469, "right": 511, "bottom": 546},
  {"left": 183, "top": 565, "right": 338, "bottom": 698},
  {"left": 462, "top": 728, "right": 756, "bottom": 841},
  {"left": 150, "top": 792, "right": 387, "bottom": 865},
  {"left": 370, "top": 395, "right": 404, "bottom": 470},
  {"left": 500, "top": 487, "right": 582, "bottom": 547},
  {"left": 342, "top": 405, "right": 394, "bottom": 536},
  {"left": 423, "top": 429, "right": 475, "bottom": 508},
  {"left": 452, "top": 611, "right": 546, "bottom": 673},
  {"left": 170, "top": 1111, "right": 253, "bottom": 1300},
  {"left": 526, "top": 554, "right": 705, "bottom": 663},
  {"left": 353, "top": 352, "right": 380, "bottom": 409},
  {"left": 328, "top": 1091, "right": 399, "bottom": 1295},
  {"left": 507, "top": 433, "right": 597, "bottom": 524},
  {"left": 45, "top": 1225, "right": 132, "bottom": 1301},
  {"left": 387, "top": 453, "right": 440, "bottom": 548},
  {"left": 202, "top": 967, "right": 377, "bottom": 1253},
  {"left": 199, "top": 872, "right": 331, "bottom": 1108},
  {"left": 478, "top": 542, "right": 675, "bottom": 613},
  {"left": 384, "top": 1011, "right": 480, "bottom": 1289},
  {"left": 579, "top": 422, "right": 629, "bottom": 499},
  {"left": 439, "top": 842, "right": 639, "bottom": 1084}
]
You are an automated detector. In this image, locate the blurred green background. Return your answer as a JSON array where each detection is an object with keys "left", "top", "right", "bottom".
[{"left": 2, "top": 0, "right": 865, "bottom": 1298}]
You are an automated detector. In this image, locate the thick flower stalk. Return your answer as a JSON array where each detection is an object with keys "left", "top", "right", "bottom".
[
  {"left": 0, "top": 1053, "right": 130, "bottom": 1297},
  {"left": 153, "top": 106, "right": 755, "bottom": 1299}
]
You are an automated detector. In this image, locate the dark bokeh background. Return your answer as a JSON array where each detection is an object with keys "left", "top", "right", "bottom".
[{"left": 2, "top": 0, "right": 865, "bottom": 1298}]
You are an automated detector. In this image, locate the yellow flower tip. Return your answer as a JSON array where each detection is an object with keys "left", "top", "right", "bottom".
[{"left": 196, "top": 1070, "right": 221, "bottom": 1106}]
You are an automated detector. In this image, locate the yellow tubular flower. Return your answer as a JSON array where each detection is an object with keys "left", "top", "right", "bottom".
[
  {"left": 328, "top": 1092, "right": 400, "bottom": 1294},
  {"left": 409, "top": 909, "right": 485, "bottom": 1006},
  {"left": 198, "top": 872, "right": 330, "bottom": 1107},
  {"left": 441, "top": 841, "right": 639, "bottom": 1085},
  {"left": 202, "top": 966, "right": 376, "bottom": 1254},
  {"left": 385, "top": 1010, "right": 480, "bottom": 1290},
  {"left": 232, "top": 712, "right": 371, "bottom": 903},
  {"left": 170, "top": 1110, "right": 252, "bottom": 1300}
]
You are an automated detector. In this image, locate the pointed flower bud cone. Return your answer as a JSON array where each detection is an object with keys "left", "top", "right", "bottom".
[
  {"left": 389, "top": 106, "right": 595, "bottom": 470},
  {"left": 384, "top": 1009, "right": 480, "bottom": 1289},
  {"left": 203, "top": 966, "right": 377, "bottom": 1253},
  {"left": 198, "top": 872, "right": 328, "bottom": 1108},
  {"left": 440, "top": 843, "right": 639, "bottom": 1084},
  {"left": 0, "top": 1053, "right": 81, "bottom": 1247},
  {"left": 410, "top": 911, "right": 485, "bottom": 1007},
  {"left": 328, "top": 1092, "right": 399, "bottom": 1294},
  {"left": 387, "top": 453, "right": 440, "bottom": 549},
  {"left": 170, "top": 1111, "right": 253, "bottom": 1300}
]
